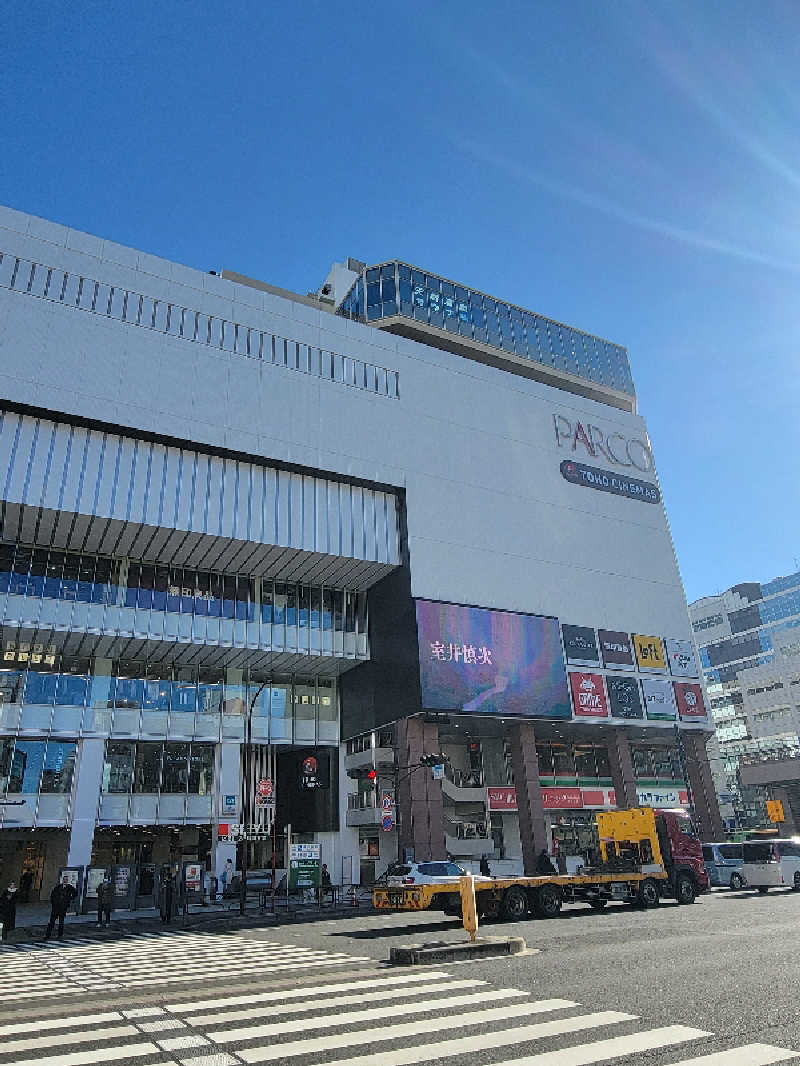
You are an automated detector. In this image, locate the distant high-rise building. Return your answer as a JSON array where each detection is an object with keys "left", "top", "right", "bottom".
[{"left": 690, "top": 572, "right": 800, "bottom": 829}]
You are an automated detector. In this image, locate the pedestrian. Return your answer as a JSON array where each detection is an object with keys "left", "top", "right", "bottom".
[
  {"left": 96, "top": 876, "right": 114, "bottom": 926},
  {"left": 45, "top": 875, "right": 77, "bottom": 939},
  {"left": 160, "top": 868, "right": 175, "bottom": 924},
  {"left": 479, "top": 855, "right": 491, "bottom": 877},
  {"left": 19, "top": 868, "right": 34, "bottom": 903},
  {"left": 0, "top": 881, "right": 18, "bottom": 940},
  {"left": 220, "top": 858, "right": 234, "bottom": 898},
  {"left": 318, "top": 862, "right": 333, "bottom": 902},
  {"left": 535, "top": 848, "right": 557, "bottom": 875}
]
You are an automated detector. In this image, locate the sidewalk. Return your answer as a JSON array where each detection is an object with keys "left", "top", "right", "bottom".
[{"left": 3, "top": 890, "right": 375, "bottom": 942}]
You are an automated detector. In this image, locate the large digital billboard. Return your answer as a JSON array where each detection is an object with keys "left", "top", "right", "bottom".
[{"left": 415, "top": 600, "right": 571, "bottom": 719}]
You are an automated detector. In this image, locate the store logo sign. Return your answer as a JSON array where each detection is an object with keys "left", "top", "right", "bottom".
[
  {"left": 598, "top": 629, "right": 635, "bottom": 669},
  {"left": 560, "top": 461, "right": 660, "bottom": 504},
  {"left": 553, "top": 414, "right": 654, "bottom": 472},
  {"left": 569, "top": 671, "right": 609, "bottom": 717}
]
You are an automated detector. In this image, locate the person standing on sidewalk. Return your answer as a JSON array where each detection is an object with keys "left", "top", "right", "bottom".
[
  {"left": 160, "top": 866, "right": 175, "bottom": 924},
  {"left": 97, "top": 876, "right": 114, "bottom": 926},
  {"left": 45, "top": 875, "right": 77, "bottom": 939},
  {"left": 0, "top": 881, "right": 18, "bottom": 940}
]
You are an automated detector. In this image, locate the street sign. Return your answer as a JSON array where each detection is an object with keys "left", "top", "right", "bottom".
[
  {"left": 289, "top": 842, "right": 321, "bottom": 891},
  {"left": 431, "top": 764, "right": 445, "bottom": 780},
  {"left": 219, "top": 823, "right": 272, "bottom": 842},
  {"left": 381, "top": 791, "right": 393, "bottom": 812},
  {"left": 381, "top": 814, "right": 394, "bottom": 831},
  {"left": 257, "top": 778, "right": 273, "bottom": 798}
]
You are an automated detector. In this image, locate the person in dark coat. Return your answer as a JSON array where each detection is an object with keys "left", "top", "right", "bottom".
[
  {"left": 0, "top": 881, "right": 18, "bottom": 940},
  {"left": 479, "top": 855, "right": 491, "bottom": 877},
  {"left": 160, "top": 868, "right": 176, "bottom": 924},
  {"left": 45, "top": 876, "right": 77, "bottom": 939},
  {"left": 19, "top": 868, "right": 34, "bottom": 903},
  {"left": 96, "top": 876, "right": 114, "bottom": 926},
  {"left": 535, "top": 848, "right": 558, "bottom": 875}
]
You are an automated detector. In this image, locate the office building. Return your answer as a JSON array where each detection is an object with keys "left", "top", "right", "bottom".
[
  {"left": 0, "top": 203, "right": 721, "bottom": 899},
  {"left": 690, "top": 573, "right": 800, "bottom": 830}
]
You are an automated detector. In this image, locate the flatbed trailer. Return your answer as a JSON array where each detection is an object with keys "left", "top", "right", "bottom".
[
  {"left": 374, "top": 866, "right": 669, "bottom": 920},
  {"left": 373, "top": 806, "right": 708, "bottom": 920}
]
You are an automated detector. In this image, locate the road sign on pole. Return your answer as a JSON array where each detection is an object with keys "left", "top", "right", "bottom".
[
  {"left": 381, "top": 792, "right": 393, "bottom": 812},
  {"left": 257, "top": 778, "right": 273, "bottom": 798},
  {"left": 381, "top": 814, "right": 394, "bottom": 832},
  {"left": 431, "top": 764, "right": 445, "bottom": 780}
]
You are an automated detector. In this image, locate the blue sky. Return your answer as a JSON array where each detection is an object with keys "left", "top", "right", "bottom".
[{"left": 1, "top": 1, "right": 799, "bottom": 603}]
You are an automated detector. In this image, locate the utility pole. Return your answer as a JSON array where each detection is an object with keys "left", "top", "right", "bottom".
[{"left": 240, "top": 681, "right": 269, "bottom": 916}]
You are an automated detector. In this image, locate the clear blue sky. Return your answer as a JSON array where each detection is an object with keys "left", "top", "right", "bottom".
[{"left": 2, "top": 1, "right": 798, "bottom": 604}]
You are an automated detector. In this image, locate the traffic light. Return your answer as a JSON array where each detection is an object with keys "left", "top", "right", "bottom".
[
  {"left": 419, "top": 752, "right": 448, "bottom": 767},
  {"left": 367, "top": 768, "right": 377, "bottom": 781}
]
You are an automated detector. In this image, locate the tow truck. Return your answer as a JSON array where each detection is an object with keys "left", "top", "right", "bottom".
[{"left": 373, "top": 806, "right": 709, "bottom": 920}]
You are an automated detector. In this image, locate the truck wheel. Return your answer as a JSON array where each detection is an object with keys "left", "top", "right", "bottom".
[
  {"left": 500, "top": 886, "right": 529, "bottom": 920},
  {"left": 637, "top": 879, "right": 660, "bottom": 908},
  {"left": 533, "top": 884, "right": 563, "bottom": 919},
  {"left": 479, "top": 896, "right": 502, "bottom": 920},
  {"left": 675, "top": 874, "right": 696, "bottom": 905},
  {"left": 758, "top": 886, "right": 769, "bottom": 894},
  {"left": 729, "top": 872, "right": 745, "bottom": 891}
]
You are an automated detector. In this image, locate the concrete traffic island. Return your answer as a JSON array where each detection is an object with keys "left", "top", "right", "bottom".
[{"left": 389, "top": 935, "right": 527, "bottom": 965}]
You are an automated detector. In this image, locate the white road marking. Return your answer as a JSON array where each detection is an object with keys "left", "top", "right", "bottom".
[{"left": 663, "top": 1044, "right": 800, "bottom": 1065}]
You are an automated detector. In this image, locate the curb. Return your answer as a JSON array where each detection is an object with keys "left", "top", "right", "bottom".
[{"left": 389, "top": 936, "right": 526, "bottom": 965}]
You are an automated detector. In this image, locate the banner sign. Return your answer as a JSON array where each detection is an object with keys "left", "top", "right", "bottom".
[
  {"left": 561, "top": 624, "right": 600, "bottom": 666},
  {"left": 641, "top": 677, "right": 677, "bottom": 720},
  {"left": 569, "top": 672, "right": 609, "bottom": 717},
  {"left": 666, "top": 638, "right": 700, "bottom": 678},
  {"left": 674, "top": 681, "right": 708, "bottom": 720},
  {"left": 633, "top": 634, "right": 667, "bottom": 672},
  {"left": 487, "top": 786, "right": 518, "bottom": 811},
  {"left": 541, "top": 787, "right": 583, "bottom": 809},
  {"left": 638, "top": 787, "right": 689, "bottom": 807},
  {"left": 606, "top": 675, "right": 644, "bottom": 719},
  {"left": 560, "top": 460, "right": 660, "bottom": 504},
  {"left": 415, "top": 599, "right": 571, "bottom": 719},
  {"left": 598, "top": 629, "right": 635, "bottom": 669}
]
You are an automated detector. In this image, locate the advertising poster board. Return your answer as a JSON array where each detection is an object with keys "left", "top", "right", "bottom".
[
  {"left": 633, "top": 634, "right": 667, "bottom": 672},
  {"left": 289, "top": 843, "right": 321, "bottom": 891},
  {"left": 598, "top": 630, "right": 635, "bottom": 670},
  {"left": 415, "top": 600, "right": 570, "bottom": 719},
  {"left": 666, "top": 639, "right": 700, "bottom": 678},
  {"left": 641, "top": 678, "right": 677, "bottom": 720},
  {"left": 606, "top": 675, "right": 644, "bottom": 719},
  {"left": 561, "top": 625, "right": 600, "bottom": 667},
  {"left": 569, "top": 672, "right": 609, "bottom": 717},
  {"left": 673, "top": 681, "right": 708, "bottom": 721},
  {"left": 184, "top": 862, "right": 203, "bottom": 893}
]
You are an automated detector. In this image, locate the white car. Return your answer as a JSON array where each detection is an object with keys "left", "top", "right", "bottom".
[{"left": 386, "top": 860, "right": 479, "bottom": 886}]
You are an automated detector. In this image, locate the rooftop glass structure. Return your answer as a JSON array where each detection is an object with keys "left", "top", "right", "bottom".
[{"left": 336, "top": 261, "right": 635, "bottom": 407}]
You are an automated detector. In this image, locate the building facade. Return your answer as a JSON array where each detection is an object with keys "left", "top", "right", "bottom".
[
  {"left": 690, "top": 572, "right": 800, "bottom": 830},
  {"left": 0, "top": 204, "right": 720, "bottom": 899}
]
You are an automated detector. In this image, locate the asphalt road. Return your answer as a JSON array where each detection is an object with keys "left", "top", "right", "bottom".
[{"left": 1, "top": 888, "right": 798, "bottom": 1064}]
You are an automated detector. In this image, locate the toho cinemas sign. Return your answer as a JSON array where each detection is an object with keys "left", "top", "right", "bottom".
[{"left": 553, "top": 414, "right": 654, "bottom": 473}]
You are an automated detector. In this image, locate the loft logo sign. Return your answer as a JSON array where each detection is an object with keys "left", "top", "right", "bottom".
[{"left": 553, "top": 414, "right": 653, "bottom": 473}]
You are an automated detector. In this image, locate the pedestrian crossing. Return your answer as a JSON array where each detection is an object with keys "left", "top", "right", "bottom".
[
  {"left": 0, "top": 962, "right": 796, "bottom": 1066},
  {"left": 0, "top": 928, "right": 371, "bottom": 1001}
]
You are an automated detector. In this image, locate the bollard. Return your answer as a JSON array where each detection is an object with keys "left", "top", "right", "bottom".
[{"left": 459, "top": 874, "right": 478, "bottom": 943}]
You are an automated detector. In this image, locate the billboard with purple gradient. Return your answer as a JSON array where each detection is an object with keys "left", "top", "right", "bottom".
[{"left": 415, "top": 599, "right": 571, "bottom": 719}]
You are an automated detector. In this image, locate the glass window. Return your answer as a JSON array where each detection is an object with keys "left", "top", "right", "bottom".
[
  {"left": 7, "top": 739, "right": 44, "bottom": 792},
  {"left": 0, "top": 543, "right": 13, "bottom": 592},
  {"left": 143, "top": 667, "right": 172, "bottom": 712},
  {"left": 0, "top": 737, "right": 14, "bottom": 790},
  {"left": 574, "top": 745, "right": 597, "bottom": 780},
  {"left": 152, "top": 566, "right": 169, "bottom": 612},
  {"left": 23, "top": 667, "right": 58, "bottom": 705},
  {"left": 552, "top": 744, "right": 573, "bottom": 778},
  {"left": 162, "top": 743, "right": 189, "bottom": 792},
  {"left": 320, "top": 588, "right": 332, "bottom": 631},
  {"left": 9, "top": 547, "right": 31, "bottom": 595},
  {"left": 125, "top": 562, "right": 140, "bottom": 607},
  {"left": 298, "top": 585, "right": 309, "bottom": 628},
  {"left": 77, "top": 555, "right": 96, "bottom": 602},
  {"left": 104, "top": 741, "right": 134, "bottom": 793},
  {"left": 170, "top": 668, "right": 197, "bottom": 713},
  {"left": 294, "top": 681, "right": 315, "bottom": 722},
  {"left": 112, "top": 664, "right": 144, "bottom": 709},
  {"left": 261, "top": 580, "right": 273, "bottom": 624},
  {"left": 594, "top": 746, "right": 611, "bottom": 779},
  {"left": 134, "top": 742, "right": 162, "bottom": 792},
  {"left": 285, "top": 584, "right": 297, "bottom": 626},
  {"left": 222, "top": 575, "right": 236, "bottom": 619},
  {"left": 318, "top": 678, "right": 336, "bottom": 721},
  {"left": 55, "top": 663, "right": 89, "bottom": 706},
  {"left": 248, "top": 677, "right": 271, "bottom": 718},
  {"left": 188, "top": 745, "right": 214, "bottom": 794},
  {"left": 197, "top": 669, "right": 223, "bottom": 714},
  {"left": 27, "top": 548, "right": 48, "bottom": 597},
  {"left": 271, "top": 679, "right": 290, "bottom": 719},
  {"left": 61, "top": 554, "right": 79, "bottom": 601},
  {"left": 0, "top": 669, "right": 23, "bottom": 705},
  {"left": 93, "top": 557, "right": 114, "bottom": 604}
]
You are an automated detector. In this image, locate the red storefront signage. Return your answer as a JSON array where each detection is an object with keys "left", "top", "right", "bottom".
[
  {"left": 487, "top": 786, "right": 518, "bottom": 811},
  {"left": 673, "top": 682, "right": 708, "bottom": 719},
  {"left": 541, "top": 787, "right": 584, "bottom": 809},
  {"left": 569, "top": 672, "right": 609, "bottom": 717}
]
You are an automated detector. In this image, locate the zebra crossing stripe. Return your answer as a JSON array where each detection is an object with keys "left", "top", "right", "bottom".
[
  {"left": 488, "top": 1025, "right": 712, "bottom": 1065},
  {"left": 0, "top": 1023, "right": 142, "bottom": 1056},
  {"left": 210, "top": 987, "right": 531, "bottom": 1043},
  {"left": 188, "top": 977, "right": 486, "bottom": 1027},
  {"left": 236, "top": 1001, "right": 594, "bottom": 1063},
  {"left": 0, "top": 1041, "right": 162, "bottom": 1066},
  {"left": 662, "top": 1044, "right": 800, "bottom": 1065},
  {"left": 167, "top": 969, "right": 453, "bottom": 1013},
  {"left": 0, "top": 1011, "right": 124, "bottom": 1037}
]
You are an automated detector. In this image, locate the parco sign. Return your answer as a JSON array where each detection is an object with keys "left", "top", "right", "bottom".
[{"left": 553, "top": 414, "right": 653, "bottom": 473}]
